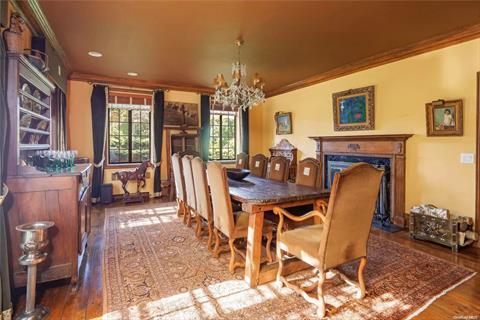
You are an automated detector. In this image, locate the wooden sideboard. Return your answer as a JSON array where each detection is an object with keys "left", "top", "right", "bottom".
[{"left": 5, "top": 164, "right": 92, "bottom": 287}]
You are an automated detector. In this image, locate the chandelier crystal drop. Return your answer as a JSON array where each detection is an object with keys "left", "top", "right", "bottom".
[{"left": 213, "top": 39, "right": 265, "bottom": 111}]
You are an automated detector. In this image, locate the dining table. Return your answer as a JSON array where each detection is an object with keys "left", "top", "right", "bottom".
[{"left": 228, "top": 175, "right": 330, "bottom": 288}]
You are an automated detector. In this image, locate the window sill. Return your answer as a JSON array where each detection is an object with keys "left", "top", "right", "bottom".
[{"left": 104, "top": 163, "right": 144, "bottom": 170}]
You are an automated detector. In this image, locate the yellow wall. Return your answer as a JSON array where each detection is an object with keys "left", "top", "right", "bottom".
[
  {"left": 250, "top": 39, "right": 480, "bottom": 219},
  {"left": 66, "top": 80, "right": 200, "bottom": 195}
]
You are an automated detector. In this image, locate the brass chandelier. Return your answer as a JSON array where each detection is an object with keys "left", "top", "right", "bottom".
[{"left": 213, "top": 38, "right": 265, "bottom": 111}]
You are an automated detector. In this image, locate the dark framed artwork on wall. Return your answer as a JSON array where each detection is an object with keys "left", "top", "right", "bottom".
[
  {"left": 332, "top": 85, "right": 375, "bottom": 131},
  {"left": 426, "top": 99, "right": 463, "bottom": 136},
  {"left": 164, "top": 101, "right": 199, "bottom": 128}
]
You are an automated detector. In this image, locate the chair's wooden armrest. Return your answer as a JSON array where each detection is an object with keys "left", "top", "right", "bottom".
[
  {"left": 273, "top": 207, "right": 326, "bottom": 235},
  {"left": 315, "top": 199, "right": 328, "bottom": 214},
  {"left": 273, "top": 207, "right": 324, "bottom": 222}
]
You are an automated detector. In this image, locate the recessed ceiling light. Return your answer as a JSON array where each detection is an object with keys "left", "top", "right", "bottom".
[
  {"left": 88, "top": 51, "right": 102, "bottom": 57},
  {"left": 127, "top": 72, "right": 138, "bottom": 77}
]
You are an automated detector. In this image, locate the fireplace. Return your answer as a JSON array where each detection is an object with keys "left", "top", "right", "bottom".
[
  {"left": 324, "top": 154, "right": 398, "bottom": 231},
  {"left": 309, "top": 134, "right": 413, "bottom": 228}
]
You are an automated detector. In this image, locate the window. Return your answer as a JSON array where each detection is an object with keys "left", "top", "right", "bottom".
[
  {"left": 209, "top": 110, "right": 237, "bottom": 161},
  {"left": 108, "top": 94, "right": 151, "bottom": 164}
]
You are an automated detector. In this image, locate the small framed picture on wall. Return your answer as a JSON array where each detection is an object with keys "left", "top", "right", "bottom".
[
  {"left": 274, "top": 112, "right": 292, "bottom": 135},
  {"left": 426, "top": 99, "right": 463, "bottom": 136}
]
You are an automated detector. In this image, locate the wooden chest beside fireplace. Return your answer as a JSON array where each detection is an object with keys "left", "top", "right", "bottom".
[{"left": 309, "top": 134, "right": 412, "bottom": 227}]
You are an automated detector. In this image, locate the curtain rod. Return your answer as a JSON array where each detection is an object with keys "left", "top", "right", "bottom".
[
  {"left": 88, "top": 81, "right": 210, "bottom": 95},
  {"left": 88, "top": 81, "right": 157, "bottom": 93}
]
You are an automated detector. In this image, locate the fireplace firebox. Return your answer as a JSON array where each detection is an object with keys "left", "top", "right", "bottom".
[{"left": 325, "top": 154, "right": 399, "bottom": 232}]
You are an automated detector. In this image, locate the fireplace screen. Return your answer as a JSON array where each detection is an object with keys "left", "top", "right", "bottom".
[{"left": 325, "top": 155, "right": 392, "bottom": 227}]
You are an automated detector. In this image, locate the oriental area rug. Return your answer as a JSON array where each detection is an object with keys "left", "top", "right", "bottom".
[{"left": 102, "top": 203, "right": 475, "bottom": 319}]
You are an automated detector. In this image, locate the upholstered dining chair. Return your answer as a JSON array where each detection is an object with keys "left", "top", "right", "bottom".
[
  {"left": 191, "top": 157, "right": 214, "bottom": 249},
  {"left": 296, "top": 157, "right": 321, "bottom": 188},
  {"left": 206, "top": 161, "right": 274, "bottom": 273},
  {"left": 181, "top": 155, "right": 197, "bottom": 227},
  {"left": 249, "top": 153, "right": 268, "bottom": 178},
  {"left": 171, "top": 153, "right": 186, "bottom": 219},
  {"left": 235, "top": 152, "right": 249, "bottom": 169},
  {"left": 274, "top": 163, "right": 383, "bottom": 318},
  {"left": 268, "top": 156, "right": 290, "bottom": 182}
]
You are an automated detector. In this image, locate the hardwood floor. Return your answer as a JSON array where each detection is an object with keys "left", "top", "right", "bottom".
[{"left": 12, "top": 199, "right": 480, "bottom": 319}]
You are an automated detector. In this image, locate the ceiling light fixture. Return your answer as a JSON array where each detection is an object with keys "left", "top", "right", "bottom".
[
  {"left": 88, "top": 51, "right": 103, "bottom": 58},
  {"left": 213, "top": 38, "right": 265, "bottom": 111},
  {"left": 127, "top": 72, "right": 138, "bottom": 77}
]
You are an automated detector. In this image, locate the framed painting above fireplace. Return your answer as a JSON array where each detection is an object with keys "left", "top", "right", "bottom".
[{"left": 332, "top": 85, "right": 375, "bottom": 131}]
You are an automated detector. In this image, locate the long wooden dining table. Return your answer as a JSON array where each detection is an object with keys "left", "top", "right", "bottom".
[{"left": 228, "top": 175, "right": 330, "bottom": 288}]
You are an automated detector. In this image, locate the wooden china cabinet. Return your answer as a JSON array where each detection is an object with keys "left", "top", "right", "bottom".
[
  {"left": 166, "top": 128, "right": 200, "bottom": 199},
  {"left": 4, "top": 53, "right": 92, "bottom": 287}
]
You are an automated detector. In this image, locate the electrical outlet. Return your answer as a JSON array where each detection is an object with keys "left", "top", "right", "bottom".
[{"left": 460, "top": 153, "right": 474, "bottom": 164}]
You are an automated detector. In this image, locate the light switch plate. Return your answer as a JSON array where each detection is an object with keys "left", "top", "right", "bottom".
[{"left": 460, "top": 153, "right": 474, "bottom": 164}]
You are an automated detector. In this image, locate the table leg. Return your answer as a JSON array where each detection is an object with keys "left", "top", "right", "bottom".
[{"left": 245, "top": 210, "right": 264, "bottom": 288}]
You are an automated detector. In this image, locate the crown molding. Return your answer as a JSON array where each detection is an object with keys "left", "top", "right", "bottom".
[
  {"left": 266, "top": 23, "right": 480, "bottom": 98},
  {"left": 69, "top": 72, "right": 215, "bottom": 95},
  {"left": 13, "top": 0, "right": 72, "bottom": 72}
]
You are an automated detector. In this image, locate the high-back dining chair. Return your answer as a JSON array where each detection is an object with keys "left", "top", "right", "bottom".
[
  {"left": 181, "top": 155, "right": 197, "bottom": 227},
  {"left": 296, "top": 157, "right": 321, "bottom": 188},
  {"left": 249, "top": 153, "right": 268, "bottom": 178},
  {"left": 268, "top": 156, "right": 290, "bottom": 182},
  {"left": 171, "top": 154, "right": 187, "bottom": 219},
  {"left": 274, "top": 163, "right": 383, "bottom": 317},
  {"left": 235, "top": 152, "right": 249, "bottom": 169},
  {"left": 191, "top": 157, "right": 214, "bottom": 249},
  {"left": 206, "top": 161, "right": 273, "bottom": 273}
]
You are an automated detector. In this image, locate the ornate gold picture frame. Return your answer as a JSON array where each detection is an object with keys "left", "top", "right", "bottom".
[
  {"left": 332, "top": 85, "right": 375, "bottom": 131},
  {"left": 275, "top": 112, "right": 292, "bottom": 135},
  {"left": 426, "top": 99, "right": 463, "bottom": 136}
]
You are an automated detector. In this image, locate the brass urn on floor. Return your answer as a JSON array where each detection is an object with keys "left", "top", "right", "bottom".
[{"left": 15, "top": 221, "right": 54, "bottom": 320}]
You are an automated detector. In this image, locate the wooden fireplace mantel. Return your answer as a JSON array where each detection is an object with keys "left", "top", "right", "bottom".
[{"left": 309, "top": 134, "right": 413, "bottom": 227}]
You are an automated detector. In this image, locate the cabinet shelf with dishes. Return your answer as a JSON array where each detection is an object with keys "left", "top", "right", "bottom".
[{"left": 6, "top": 53, "right": 55, "bottom": 175}]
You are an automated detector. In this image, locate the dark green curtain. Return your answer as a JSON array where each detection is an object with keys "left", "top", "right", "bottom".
[
  {"left": 0, "top": 36, "right": 12, "bottom": 320},
  {"left": 200, "top": 95, "right": 210, "bottom": 161},
  {"left": 90, "top": 85, "right": 107, "bottom": 202},
  {"left": 60, "top": 90, "right": 67, "bottom": 149},
  {"left": 153, "top": 90, "right": 164, "bottom": 197},
  {"left": 241, "top": 108, "right": 249, "bottom": 154}
]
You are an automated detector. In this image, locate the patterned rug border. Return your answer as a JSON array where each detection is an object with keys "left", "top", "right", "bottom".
[
  {"left": 102, "top": 202, "right": 182, "bottom": 316},
  {"left": 405, "top": 271, "right": 476, "bottom": 320},
  {"left": 101, "top": 202, "right": 477, "bottom": 319}
]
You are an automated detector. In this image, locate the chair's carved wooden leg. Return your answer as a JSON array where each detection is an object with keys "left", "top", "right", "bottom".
[
  {"left": 195, "top": 215, "right": 202, "bottom": 238},
  {"left": 182, "top": 202, "right": 188, "bottom": 224},
  {"left": 213, "top": 228, "right": 221, "bottom": 258},
  {"left": 276, "top": 246, "right": 284, "bottom": 287},
  {"left": 228, "top": 238, "right": 237, "bottom": 274},
  {"left": 176, "top": 199, "right": 181, "bottom": 217},
  {"left": 207, "top": 222, "right": 213, "bottom": 251},
  {"left": 186, "top": 207, "right": 192, "bottom": 227},
  {"left": 317, "top": 270, "right": 326, "bottom": 318},
  {"left": 357, "top": 257, "right": 367, "bottom": 299},
  {"left": 265, "top": 230, "right": 273, "bottom": 263}
]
